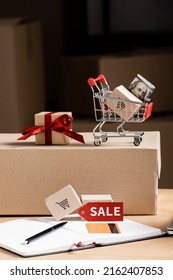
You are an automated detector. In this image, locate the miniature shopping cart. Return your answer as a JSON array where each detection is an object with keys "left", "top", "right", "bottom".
[{"left": 87, "top": 74, "right": 153, "bottom": 146}]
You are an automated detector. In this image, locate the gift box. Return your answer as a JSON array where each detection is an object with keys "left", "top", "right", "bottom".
[
  {"left": 18, "top": 111, "right": 85, "bottom": 145},
  {"left": 0, "top": 132, "right": 161, "bottom": 215},
  {"left": 106, "top": 85, "right": 143, "bottom": 121},
  {"left": 35, "top": 112, "right": 72, "bottom": 145}
]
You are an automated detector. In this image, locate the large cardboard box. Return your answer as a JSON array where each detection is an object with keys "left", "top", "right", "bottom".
[
  {"left": 0, "top": 132, "right": 160, "bottom": 215},
  {"left": 0, "top": 18, "right": 45, "bottom": 132}
]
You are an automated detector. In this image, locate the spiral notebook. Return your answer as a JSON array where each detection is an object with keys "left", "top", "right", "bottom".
[{"left": 0, "top": 217, "right": 165, "bottom": 257}]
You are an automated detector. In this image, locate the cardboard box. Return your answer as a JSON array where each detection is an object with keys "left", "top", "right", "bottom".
[
  {"left": 0, "top": 132, "right": 161, "bottom": 215},
  {"left": 106, "top": 85, "right": 143, "bottom": 121},
  {"left": 45, "top": 185, "right": 82, "bottom": 221},
  {"left": 35, "top": 112, "right": 72, "bottom": 145},
  {"left": 0, "top": 18, "right": 45, "bottom": 132}
]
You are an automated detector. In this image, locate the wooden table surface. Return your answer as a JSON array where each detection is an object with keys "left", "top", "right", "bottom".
[{"left": 0, "top": 189, "right": 172, "bottom": 260}]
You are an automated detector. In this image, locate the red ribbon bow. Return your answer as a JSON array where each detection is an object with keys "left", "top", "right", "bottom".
[{"left": 17, "top": 113, "right": 85, "bottom": 144}]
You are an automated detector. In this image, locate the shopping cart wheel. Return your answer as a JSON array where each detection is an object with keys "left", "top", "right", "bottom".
[
  {"left": 94, "top": 140, "right": 101, "bottom": 146},
  {"left": 133, "top": 138, "right": 140, "bottom": 146},
  {"left": 102, "top": 137, "right": 108, "bottom": 142}
]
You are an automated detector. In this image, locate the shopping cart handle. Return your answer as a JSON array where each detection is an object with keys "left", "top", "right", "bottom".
[{"left": 87, "top": 74, "right": 107, "bottom": 86}]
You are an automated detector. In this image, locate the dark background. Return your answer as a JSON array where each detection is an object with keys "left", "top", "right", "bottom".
[{"left": 1, "top": 0, "right": 173, "bottom": 111}]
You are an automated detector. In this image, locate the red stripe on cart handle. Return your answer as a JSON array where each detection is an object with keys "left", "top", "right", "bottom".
[{"left": 145, "top": 102, "right": 153, "bottom": 119}]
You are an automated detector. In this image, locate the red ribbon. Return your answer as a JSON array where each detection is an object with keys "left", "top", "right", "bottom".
[{"left": 17, "top": 113, "right": 85, "bottom": 144}]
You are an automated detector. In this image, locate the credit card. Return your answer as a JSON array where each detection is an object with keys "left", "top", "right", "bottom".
[{"left": 86, "top": 223, "right": 120, "bottom": 234}]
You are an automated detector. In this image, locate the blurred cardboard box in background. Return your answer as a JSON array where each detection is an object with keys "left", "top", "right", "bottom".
[
  {"left": 58, "top": 52, "right": 173, "bottom": 117},
  {"left": 0, "top": 18, "right": 45, "bottom": 132}
]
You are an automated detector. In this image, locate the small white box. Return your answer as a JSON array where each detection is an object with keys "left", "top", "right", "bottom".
[
  {"left": 106, "top": 85, "right": 143, "bottom": 121},
  {"left": 81, "top": 194, "right": 113, "bottom": 204},
  {"left": 45, "top": 185, "right": 82, "bottom": 221}
]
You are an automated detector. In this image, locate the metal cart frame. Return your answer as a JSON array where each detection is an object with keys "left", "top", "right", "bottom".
[{"left": 87, "top": 74, "right": 153, "bottom": 146}]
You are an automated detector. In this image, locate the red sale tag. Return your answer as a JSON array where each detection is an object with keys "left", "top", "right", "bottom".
[{"left": 78, "top": 202, "right": 123, "bottom": 221}]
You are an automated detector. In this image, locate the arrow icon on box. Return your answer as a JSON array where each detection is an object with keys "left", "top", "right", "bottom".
[{"left": 78, "top": 202, "right": 123, "bottom": 221}]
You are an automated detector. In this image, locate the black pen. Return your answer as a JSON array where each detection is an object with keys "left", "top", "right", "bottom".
[{"left": 23, "top": 221, "right": 68, "bottom": 245}]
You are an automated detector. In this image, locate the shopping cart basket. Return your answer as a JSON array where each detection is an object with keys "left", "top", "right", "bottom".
[{"left": 87, "top": 74, "right": 153, "bottom": 146}]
